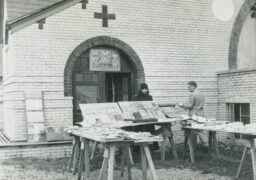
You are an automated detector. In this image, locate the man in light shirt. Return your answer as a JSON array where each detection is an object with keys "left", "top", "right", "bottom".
[
  {"left": 179, "top": 81, "right": 205, "bottom": 117},
  {"left": 179, "top": 81, "right": 207, "bottom": 153}
]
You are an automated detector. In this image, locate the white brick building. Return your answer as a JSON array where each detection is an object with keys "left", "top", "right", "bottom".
[{"left": 0, "top": 0, "right": 255, "bottom": 144}]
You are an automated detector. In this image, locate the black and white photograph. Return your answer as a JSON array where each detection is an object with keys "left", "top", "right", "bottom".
[{"left": 0, "top": 0, "right": 256, "bottom": 179}]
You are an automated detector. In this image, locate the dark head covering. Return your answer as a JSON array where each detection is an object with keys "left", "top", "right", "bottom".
[
  {"left": 134, "top": 83, "right": 153, "bottom": 101},
  {"left": 140, "top": 83, "right": 148, "bottom": 90}
]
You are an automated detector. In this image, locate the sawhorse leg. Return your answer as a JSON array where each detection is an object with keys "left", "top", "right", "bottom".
[
  {"left": 169, "top": 130, "right": 178, "bottom": 159},
  {"left": 187, "top": 130, "right": 195, "bottom": 163},
  {"left": 77, "top": 138, "right": 84, "bottom": 180},
  {"left": 212, "top": 132, "right": 220, "bottom": 157},
  {"left": 250, "top": 139, "right": 256, "bottom": 180},
  {"left": 77, "top": 138, "right": 90, "bottom": 180},
  {"left": 73, "top": 136, "right": 80, "bottom": 175},
  {"left": 183, "top": 131, "right": 189, "bottom": 160},
  {"left": 107, "top": 145, "right": 116, "bottom": 180},
  {"left": 120, "top": 146, "right": 133, "bottom": 179},
  {"left": 142, "top": 143, "right": 158, "bottom": 180},
  {"left": 98, "top": 147, "right": 109, "bottom": 180},
  {"left": 90, "top": 141, "right": 98, "bottom": 160},
  {"left": 67, "top": 136, "right": 76, "bottom": 173},
  {"left": 236, "top": 147, "right": 248, "bottom": 179},
  {"left": 160, "top": 125, "right": 178, "bottom": 160},
  {"left": 208, "top": 131, "right": 220, "bottom": 157},
  {"left": 161, "top": 132, "right": 167, "bottom": 161},
  {"left": 141, "top": 144, "right": 148, "bottom": 180}
]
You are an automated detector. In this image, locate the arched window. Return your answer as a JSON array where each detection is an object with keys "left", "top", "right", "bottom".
[
  {"left": 237, "top": 7, "right": 256, "bottom": 69},
  {"left": 229, "top": 2, "right": 256, "bottom": 69}
]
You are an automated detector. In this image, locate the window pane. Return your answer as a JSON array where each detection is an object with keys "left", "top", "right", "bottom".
[
  {"left": 92, "top": 74, "right": 98, "bottom": 82},
  {"left": 229, "top": 104, "right": 234, "bottom": 116},
  {"left": 241, "top": 104, "right": 250, "bottom": 116},
  {"left": 84, "top": 73, "right": 91, "bottom": 81},
  {"left": 76, "top": 74, "right": 83, "bottom": 82},
  {"left": 241, "top": 116, "right": 250, "bottom": 125},
  {"left": 234, "top": 104, "right": 240, "bottom": 122}
]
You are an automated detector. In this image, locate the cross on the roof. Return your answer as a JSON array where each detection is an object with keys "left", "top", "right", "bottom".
[{"left": 94, "top": 5, "right": 116, "bottom": 27}]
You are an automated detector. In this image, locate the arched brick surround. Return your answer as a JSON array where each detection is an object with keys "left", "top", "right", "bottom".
[
  {"left": 64, "top": 36, "right": 145, "bottom": 96},
  {"left": 229, "top": 0, "right": 256, "bottom": 69}
]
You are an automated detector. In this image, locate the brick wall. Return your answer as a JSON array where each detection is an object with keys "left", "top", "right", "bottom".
[
  {"left": 0, "top": 143, "right": 72, "bottom": 160},
  {"left": 0, "top": 47, "right": 3, "bottom": 131},
  {"left": 217, "top": 69, "right": 256, "bottom": 123},
  {"left": 3, "top": 0, "right": 244, "bottom": 141}
]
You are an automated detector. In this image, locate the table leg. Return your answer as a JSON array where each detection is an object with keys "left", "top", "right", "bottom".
[
  {"left": 236, "top": 147, "right": 248, "bottom": 179},
  {"left": 107, "top": 146, "right": 116, "bottom": 180},
  {"left": 161, "top": 134, "right": 166, "bottom": 161},
  {"left": 90, "top": 141, "right": 98, "bottom": 160},
  {"left": 84, "top": 139, "right": 90, "bottom": 178},
  {"left": 127, "top": 146, "right": 134, "bottom": 165},
  {"left": 120, "top": 147, "right": 126, "bottom": 177},
  {"left": 208, "top": 132, "right": 213, "bottom": 150},
  {"left": 143, "top": 144, "right": 158, "bottom": 180},
  {"left": 141, "top": 144, "right": 148, "bottom": 180},
  {"left": 67, "top": 137, "right": 76, "bottom": 173},
  {"left": 73, "top": 137, "right": 80, "bottom": 175},
  {"left": 183, "top": 131, "right": 189, "bottom": 160},
  {"left": 169, "top": 129, "right": 178, "bottom": 159},
  {"left": 77, "top": 139, "right": 84, "bottom": 180},
  {"left": 125, "top": 146, "right": 133, "bottom": 180},
  {"left": 98, "top": 147, "right": 109, "bottom": 180},
  {"left": 250, "top": 140, "right": 256, "bottom": 180},
  {"left": 212, "top": 132, "right": 220, "bottom": 157},
  {"left": 188, "top": 130, "right": 195, "bottom": 163}
]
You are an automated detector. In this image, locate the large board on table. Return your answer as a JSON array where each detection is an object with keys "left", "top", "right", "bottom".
[
  {"left": 118, "top": 101, "right": 166, "bottom": 120},
  {"left": 79, "top": 103, "right": 123, "bottom": 125}
]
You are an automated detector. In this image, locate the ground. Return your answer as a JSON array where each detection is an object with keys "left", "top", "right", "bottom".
[{"left": 0, "top": 144, "right": 254, "bottom": 180}]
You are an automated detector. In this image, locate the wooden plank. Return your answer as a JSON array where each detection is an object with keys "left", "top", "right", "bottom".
[
  {"left": 236, "top": 147, "right": 248, "bottom": 179},
  {"left": 72, "top": 137, "right": 80, "bottom": 175},
  {"left": 120, "top": 147, "right": 126, "bottom": 177},
  {"left": 127, "top": 146, "right": 134, "bottom": 165},
  {"left": 144, "top": 144, "right": 158, "bottom": 180},
  {"left": 212, "top": 133, "right": 220, "bottom": 157},
  {"left": 161, "top": 135, "right": 166, "bottom": 161},
  {"left": 67, "top": 137, "right": 76, "bottom": 173},
  {"left": 209, "top": 132, "right": 213, "bottom": 150},
  {"left": 98, "top": 147, "right": 109, "bottom": 180},
  {"left": 107, "top": 146, "right": 116, "bottom": 180},
  {"left": 84, "top": 139, "right": 90, "bottom": 178},
  {"left": 90, "top": 141, "right": 98, "bottom": 160},
  {"left": 98, "top": 157, "right": 108, "bottom": 180},
  {"left": 141, "top": 144, "right": 148, "bottom": 180},
  {"left": 183, "top": 132, "right": 189, "bottom": 160},
  {"left": 125, "top": 147, "right": 132, "bottom": 180},
  {"left": 77, "top": 141, "right": 84, "bottom": 180}
]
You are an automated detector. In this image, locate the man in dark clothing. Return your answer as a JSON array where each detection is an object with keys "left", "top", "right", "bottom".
[
  {"left": 133, "top": 83, "right": 159, "bottom": 151},
  {"left": 134, "top": 83, "right": 153, "bottom": 101}
]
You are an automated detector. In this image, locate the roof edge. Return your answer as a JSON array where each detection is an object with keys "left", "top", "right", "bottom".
[{"left": 7, "top": 0, "right": 82, "bottom": 33}]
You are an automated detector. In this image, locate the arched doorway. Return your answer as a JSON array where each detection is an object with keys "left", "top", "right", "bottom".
[{"left": 64, "top": 36, "right": 145, "bottom": 123}]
